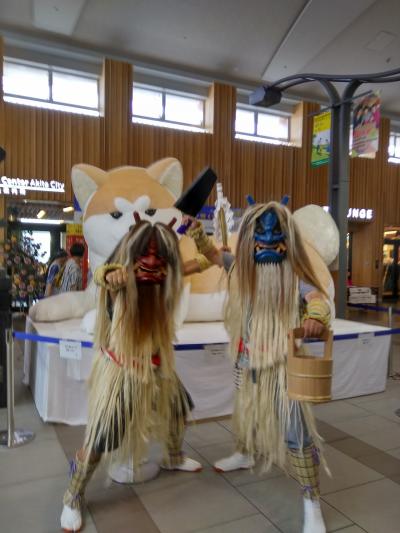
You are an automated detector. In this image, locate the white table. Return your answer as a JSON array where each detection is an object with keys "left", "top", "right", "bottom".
[{"left": 23, "top": 318, "right": 391, "bottom": 425}]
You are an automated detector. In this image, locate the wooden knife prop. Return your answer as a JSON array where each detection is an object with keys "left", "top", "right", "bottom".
[
  {"left": 215, "top": 183, "right": 228, "bottom": 247},
  {"left": 175, "top": 167, "right": 218, "bottom": 234}
]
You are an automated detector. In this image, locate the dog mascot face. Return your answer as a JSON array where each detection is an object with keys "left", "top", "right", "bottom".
[{"left": 72, "top": 158, "right": 184, "bottom": 273}]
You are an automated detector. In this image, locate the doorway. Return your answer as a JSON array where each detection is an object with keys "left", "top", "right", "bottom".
[{"left": 382, "top": 232, "right": 400, "bottom": 300}]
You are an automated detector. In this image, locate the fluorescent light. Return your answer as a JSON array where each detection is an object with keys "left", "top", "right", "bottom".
[
  {"left": 63, "top": 206, "right": 74, "bottom": 213},
  {"left": 19, "top": 218, "right": 64, "bottom": 225},
  {"left": 37, "top": 209, "right": 46, "bottom": 219}
]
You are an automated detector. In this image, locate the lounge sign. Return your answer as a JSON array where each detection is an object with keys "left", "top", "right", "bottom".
[
  {"left": 347, "top": 207, "right": 374, "bottom": 221},
  {"left": 323, "top": 205, "right": 374, "bottom": 221},
  {"left": 0, "top": 176, "right": 65, "bottom": 196}
]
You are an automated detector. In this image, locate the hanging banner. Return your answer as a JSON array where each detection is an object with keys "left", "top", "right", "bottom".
[
  {"left": 311, "top": 111, "right": 331, "bottom": 167},
  {"left": 66, "top": 223, "right": 89, "bottom": 289},
  {"left": 351, "top": 91, "right": 381, "bottom": 157}
]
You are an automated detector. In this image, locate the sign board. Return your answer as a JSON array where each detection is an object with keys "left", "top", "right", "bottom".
[
  {"left": 0, "top": 176, "right": 65, "bottom": 196},
  {"left": 323, "top": 205, "right": 374, "bottom": 221},
  {"left": 311, "top": 111, "right": 331, "bottom": 167},
  {"left": 204, "top": 344, "right": 228, "bottom": 358},
  {"left": 59, "top": 339, "right": 82, "bottom": 360},
  {"left": 351, "top": 91, "right": 381, "bottom": 157}
]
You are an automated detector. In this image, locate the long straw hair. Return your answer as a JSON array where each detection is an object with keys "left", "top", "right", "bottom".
[
  {"left": 235, "top": 202, "right": 327, "bottom": 304},
  {"left": 95, "top": 220, "right": 183, "bottom": 377},
  {"left": 226, "top": 202, "right": 327, "bottom": 365},
  {"left": 226, "top": 202, "right": 326, "bottom": 470},
  {"left": 84, "top": 221, "right": 186, "bottom": 468}
]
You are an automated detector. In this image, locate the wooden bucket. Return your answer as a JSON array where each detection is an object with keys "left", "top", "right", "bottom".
[{"left": 287, "top": 327, "right": 333, "bottom": 404}]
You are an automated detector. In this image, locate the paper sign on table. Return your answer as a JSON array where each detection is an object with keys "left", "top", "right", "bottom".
[
  {"left": 358, "top": 332, "right": 375, "bottom": 347},
  {"left": 205, "top": 344, "right": 228, "bottom": 358},
  {"left": 60, "top": 339, "right": 82, "bottom": 360}
]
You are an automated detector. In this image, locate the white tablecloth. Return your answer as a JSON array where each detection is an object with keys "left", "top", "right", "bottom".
[{"left": 23, "top": 318, "right": 391, "bottom": 425}]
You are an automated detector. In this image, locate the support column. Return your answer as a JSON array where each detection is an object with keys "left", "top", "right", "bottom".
[
  {"left": 101, "top": 58, "right": 133, "bottom": 169},
  {"left": 209, "top": 82, "right": 236, "bottom": 201},
  {"left": 330, "top": 81, "right": 361, "bottom": 318},
  {"left": 0, "top": 36, "right": 6, "bottom": 251}
]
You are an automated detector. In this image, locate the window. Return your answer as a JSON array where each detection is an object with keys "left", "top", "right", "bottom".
[
  {"left": 132, "top": 85, "right": 205, "bottom": 132},
  {"left": 235, "top": 105, "right": 290, "bottom": 145},
  {"left": 3, "top": 59, "right": 100, "bottom": 116},
  {"left": 388, "top": 132, "right": 400, "bottom": 164}
]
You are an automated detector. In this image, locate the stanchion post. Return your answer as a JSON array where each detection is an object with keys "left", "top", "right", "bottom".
[
  {"left": 387, "top": 306, "right": 393, "bottom": 378},
  {"left": 0, "top": 328, "right": 35, "bottom": 448},
  {"left": 6, "top": 329, "right": 15, "bottom": 446}
]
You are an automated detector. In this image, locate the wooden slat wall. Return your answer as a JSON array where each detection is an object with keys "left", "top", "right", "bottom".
[
  {"left": 103, "top": 59, "right": 133, "bottom": 168},
  {"left": 350, "top": 117, "right": 392, "bottom": 288},
  {"left": 292, "top": 101, "right": 329, "bottom": 210},
  {"left": 2, "top": 47, "right": 400, "bottom": 290},
  {"left": 2, "top": 104, "right": 102, "bottom": 203}
]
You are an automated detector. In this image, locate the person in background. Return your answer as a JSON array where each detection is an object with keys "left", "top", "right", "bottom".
[
  {"left": 44, "top": 249, "right": 68, "bottom": 297},
  {"left": 58, "top": 242, "right": 86, "bottom": 293}
]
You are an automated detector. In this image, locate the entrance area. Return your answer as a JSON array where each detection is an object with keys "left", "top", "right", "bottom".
[{"left": 382, "top": 228, "right": 400, "bottom": 300}]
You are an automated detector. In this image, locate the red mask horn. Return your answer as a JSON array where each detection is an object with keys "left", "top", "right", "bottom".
[
  {"left": 168, "top": 217, "right": 177, "bottom": 228},
  {"left": 133, "top": 211, "right": 141, "bottom": 224}
]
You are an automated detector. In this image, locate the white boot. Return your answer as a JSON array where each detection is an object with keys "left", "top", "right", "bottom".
[
  {"left": 60, "top": 504, "right": 82, "bottom": 532},
  {"left": 303, "top": 498, "right": 326, "bottom": 533},
  {"left": 213, "top": 451, "right": 255, "bottom": 472},
  {"left": 109, "top": 458, "right": 160, "bottom": 484},
  {"left": 162, "top": 456, "right": 202, "bottom": 472}
]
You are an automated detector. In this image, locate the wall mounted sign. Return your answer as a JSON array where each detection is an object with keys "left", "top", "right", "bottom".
[
  {"left": 323, "top": 205, "right": 374, "bottom": 221},
  {"left": 351, "top": 90, "right": 381, "bottom": 157},
  {"left": 0, "top": 176, "right": 65, "bottom": 196},
  {"left": 311, "top": 111, "right": 331, "bottom": 167},
  {"left": 347, "top": 207, "right": 374, "bottom": 221}
]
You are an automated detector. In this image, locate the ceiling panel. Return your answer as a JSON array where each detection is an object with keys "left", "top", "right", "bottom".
[
  {"left": 0, "top": 0, "right": 400, "bottom": 115},
  {"left": 286, "top": 0, "right": 400, "bottom": 116},
  {"left": 73, "top": 0, "right": 307, "bottom": 80},
  {"left": 33, "top": 0, "right": 87, "bottom": 35}
]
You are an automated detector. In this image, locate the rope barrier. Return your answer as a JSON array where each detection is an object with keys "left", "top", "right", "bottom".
[
  {"left": 348, "top": 303, "right": 400, "bottom": 315},
  {"left": 11, "top": 327, "right": 400, "bottom": 350}
]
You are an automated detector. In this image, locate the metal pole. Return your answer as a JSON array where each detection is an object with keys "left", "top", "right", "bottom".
[
  {"left": 0, "top": 328, "right": 35, "bottom": 448},
  {"left": 335, "top": 81, "right": 361, "bottom": 318},
  {"left": 6, "top": 328, "right": 15, "bottom": 446},
  {"left": 387, "top": 306, "right": 393, "bottom": 378}
]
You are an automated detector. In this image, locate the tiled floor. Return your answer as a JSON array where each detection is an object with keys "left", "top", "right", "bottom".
[{"left": 1, "top": 312, "right": 400, "bottom": 532}]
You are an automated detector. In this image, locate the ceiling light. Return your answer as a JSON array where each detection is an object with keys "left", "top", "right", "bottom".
[
  {"left": 37, "top": 210, "right": 46, "bottom": 219},
  {"left": 20, "top": 218, "right": 65, "bottom": 225},
  {"left": 63, "top": 206, "right": 74, "bottom": 213}
]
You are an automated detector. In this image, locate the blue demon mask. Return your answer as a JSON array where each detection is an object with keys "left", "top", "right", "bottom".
[{"left": 254, "top": 208, "right": 287, "bottom": 264}]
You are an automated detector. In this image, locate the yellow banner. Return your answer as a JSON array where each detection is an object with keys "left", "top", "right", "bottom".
[
  {"left": 66, "top": 223, "right": 83, "bottom": 236},
  {"left": 311, "top": 111, "right": 331, "bottom": 167}
]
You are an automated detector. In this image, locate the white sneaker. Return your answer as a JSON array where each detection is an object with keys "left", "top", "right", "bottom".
[
  {"left": 60, "top": 504, "right": 82, "bottom": 532},
  {"left": 213, "top": 452, "right": 255, "bottom": 472},
  {"left": 109, "top": 459, "right": 160, "bottom": 484},
  {"left": 303, "top": 498, "right": 326, "bottom": 533},
  {"left": 162, "top": 456, "right": 202, "bottom": 472}
]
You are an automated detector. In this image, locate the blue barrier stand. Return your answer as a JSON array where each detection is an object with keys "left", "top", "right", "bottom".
[
  {"left": 0, "top": 329, "right": 35, "bottom": 449},
  {"left": 12, "top": 327, "right": 400, "bottom": 349}
]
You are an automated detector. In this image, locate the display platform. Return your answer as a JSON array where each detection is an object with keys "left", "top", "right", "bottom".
[{"left": 23, "top": 317, "right": 391, "bottom": 425}]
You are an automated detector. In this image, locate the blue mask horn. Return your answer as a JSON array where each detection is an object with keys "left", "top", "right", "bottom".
[
  {"left": 246, "top": 194, "right": 256, "bottom": 206},
  {"left": 280, "top": 195, "right": 290, "bottom": 206}
]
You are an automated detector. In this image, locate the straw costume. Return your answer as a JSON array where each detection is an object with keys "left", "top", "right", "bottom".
[
  {"left": 61, "top": 218, "right": 201, "bottom": 533},
  {"left": 188, "top": 200, "right": 331, "bottom": 533}
]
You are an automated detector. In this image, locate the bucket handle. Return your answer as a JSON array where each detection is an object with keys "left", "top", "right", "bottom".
[{"left": 288, "top": 327, "right": 333, "bottom": 360}]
